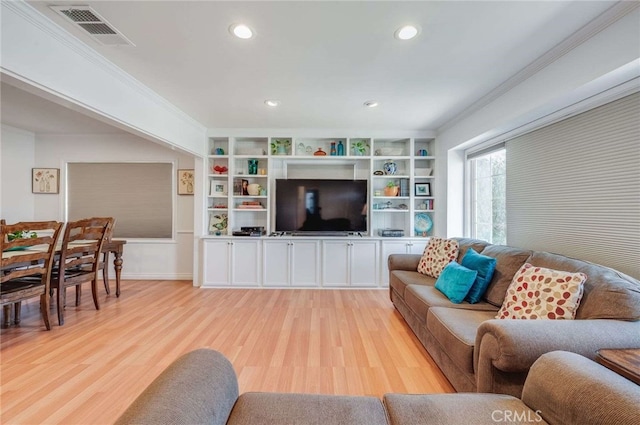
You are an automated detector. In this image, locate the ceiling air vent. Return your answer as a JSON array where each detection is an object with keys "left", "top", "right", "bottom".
[{"left": 50, "top": 5, "right": 135, "bottom": 46}]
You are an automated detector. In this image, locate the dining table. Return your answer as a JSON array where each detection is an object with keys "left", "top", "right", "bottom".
[{"left": 2, "top": 239, "right": 126, "bottom": 327}]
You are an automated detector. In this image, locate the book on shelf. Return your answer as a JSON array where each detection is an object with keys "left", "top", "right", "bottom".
[
  {"left": 399, "top": 178, "right": 410, "bottom": 197},
  {"left": 236, "top": 201, "right": 264, "bottom": 209}
]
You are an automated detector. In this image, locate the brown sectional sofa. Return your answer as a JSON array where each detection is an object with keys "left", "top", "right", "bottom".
[
  {"left": 389, "top": 237, "right": 640, "bottom": 397},
  {"left": 116, "top": 348, "right": 640, "bottom": 425}
]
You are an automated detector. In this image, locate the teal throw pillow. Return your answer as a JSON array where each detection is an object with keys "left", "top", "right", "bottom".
[
  {"left": 434, "top": 262, "right": 478, "bottom": 304},
  {"left": 462, "top": 248, "right": 497, "bottom": 303}
]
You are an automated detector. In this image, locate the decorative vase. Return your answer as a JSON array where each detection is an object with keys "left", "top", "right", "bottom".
[
  {"left": 313, "top": 148, "right": 327, "bottom": 156},
  {"left": 384, "top": 186, "right": 399, "bottom": 196},
  {"left": 247, "top": 183, "right": 261, "bottom": 196},
  {"left": 330, "top": 142, "right": 336, "bottom": 156},
  {"left": 383, "top": 160, "right": 397, "bottom": 175},
  {"left": 248, "top": 159, "right": 258, "bottom": 175},
  {"left": 337, "top": 141, "right": 344, "bottom": 156}
]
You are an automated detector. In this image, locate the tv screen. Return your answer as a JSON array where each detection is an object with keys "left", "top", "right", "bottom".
[{"left": 275, "top": 179, "right": 367, "bottom": 234}]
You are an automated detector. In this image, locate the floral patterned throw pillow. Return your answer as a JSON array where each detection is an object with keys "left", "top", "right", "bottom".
[
  {"left": 417, "top": 237, "right": 460, "bottom": 278},
  {"left": 496, "top": 263, "right": 587, "bottom": 320}
]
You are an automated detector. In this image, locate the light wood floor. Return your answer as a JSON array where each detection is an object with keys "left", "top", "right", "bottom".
[{"left": 1, "top": 280, "right": 453, "bottom": 424}]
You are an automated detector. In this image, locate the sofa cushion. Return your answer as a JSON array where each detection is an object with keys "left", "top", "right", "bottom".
[
  {"left": 461, "top": 248, "right": 497, "bottom": 304},
  {"left": 417, "top": 237, "right": 459, "bottom": 278},
  {"left": 227, "top": 392, "right": 387, "bottom": 425},
  {"left": 390, "top": 270, "right": 435, "bottom": 298},
  {"left": 480, "top": 245, "right": 532, "bottom": 307},
  {"left": 427, "top": 307, "right": 497, "bottom": 374},
  {"left": 384, "top": 393, "right": 543, "bottom": 425},
  {"left": 435, "top": 262, "right": 478, "bottom": 304},
  {"left": 496, "top": 263, "right": 587, "bottom": 320},
  {"left": 405, "top": 285, "right": 498, "bottom": 323},
  {"left": 453, "top": 237, "right": 492, "bottom": 263},
  {"left": 527, "top": 251, "right": 640, "bottom": 321}
]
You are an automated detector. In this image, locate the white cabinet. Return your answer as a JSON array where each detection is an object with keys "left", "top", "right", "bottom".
[
  {"left": 203, "top": 239, "right": 261, "bottom": 287},
  {"left": 380, "top": 239, "right": 428, "bottom": 286},
  {"left": 322, "top": 240, "right": 378, "bottom": 287},
  {"left": 263, "top": 239, "right": 319, "bottom": 287}
]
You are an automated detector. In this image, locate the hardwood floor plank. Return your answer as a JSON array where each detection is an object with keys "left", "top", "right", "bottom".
[{"left": 1, "top": 281, "right": 454, "bottom": 424}]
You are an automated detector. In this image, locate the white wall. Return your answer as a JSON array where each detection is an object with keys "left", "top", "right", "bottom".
[
  {"left": 0, "top": 125, "right": 36, "bottom": 222},
  {"left": 435, "top": 7, "right": 640, "bottom": 238},
  {"left": 30, "top": 133, "right": 195, "bottom": 280}
]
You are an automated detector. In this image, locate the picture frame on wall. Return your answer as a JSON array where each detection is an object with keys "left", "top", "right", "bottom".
[
  {"left": 32, "top": 168, "right": 59, "bottom": 194},
  {"left": 415, "top": 182, "right": 431, "bottom": 197},
  {"left": 210, "top": 180, "right": 227, "bottom": 196},
  {"left": 178, "top": 169, "right": 194, "bottom": 195}
]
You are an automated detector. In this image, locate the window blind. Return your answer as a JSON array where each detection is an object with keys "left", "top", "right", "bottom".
[
  {"left": 67, "top": 162, "right": 173, "bottom": 238},
  {"left": 506, "top": 92, "right": 639, "bottom": 278}
]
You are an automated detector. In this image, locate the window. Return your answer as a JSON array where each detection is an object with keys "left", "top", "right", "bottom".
[
  {"left": 468, "top": 148, "right": 506, "bottom": 245},
  {"left": 67, "top": 162, "right": 173, "bottom": 238}
]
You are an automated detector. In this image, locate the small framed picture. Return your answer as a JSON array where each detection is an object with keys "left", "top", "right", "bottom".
[
  {"left": 178, "top": 169, "right": 194, "bottom": 195},
  {"left": 210, "top": 180, "right": 227, "bottom": 196},
  {"left": 415, "top": 182, "right": 431, "bottom": 197},
  {"left": 32, "top": 168, "right": 59, "bottom": 194},
  {"left": 241, "top": 179, "right": 249, "bottom": 195}
]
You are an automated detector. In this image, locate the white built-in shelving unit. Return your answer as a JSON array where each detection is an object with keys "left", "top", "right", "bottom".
[{"left": 202, "top": 135, "right": 435, "bottom": 288}]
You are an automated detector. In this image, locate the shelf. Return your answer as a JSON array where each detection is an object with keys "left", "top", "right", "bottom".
[
  {"left": 234, "top": 154, "right": 268, "bottom": 159},
  {"left": 208, "top": 135, "right": 435, "bottom": 238}
]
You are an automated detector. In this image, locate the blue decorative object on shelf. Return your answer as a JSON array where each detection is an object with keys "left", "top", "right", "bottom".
[
  {"left": 383, "top": 160, "right": 397, "bottom": 175},
  {"left": 247, "top": 159, "right": 258, "bottom": 175},
  {"left": 414, "top": 213, "right": 433, "bottom": 236},
  {"left": 337, "top": 141, "right": 344, "bottom": 156}
]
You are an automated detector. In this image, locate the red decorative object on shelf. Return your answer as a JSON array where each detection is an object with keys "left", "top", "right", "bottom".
[{"left": 213, "top": 165, "right": 228, "bottom": 174}]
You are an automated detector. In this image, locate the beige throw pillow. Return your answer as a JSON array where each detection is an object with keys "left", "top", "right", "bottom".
[
  {"left": 417, "top": 237, "right": 460, "bottom": 278},
  {"left": 496, "top": 263, "right": 587, "bottom": 320}
]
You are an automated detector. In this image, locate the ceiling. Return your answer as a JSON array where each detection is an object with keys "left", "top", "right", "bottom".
[{"left": 3, "top": 1, "right": 617, "bottom": 133}]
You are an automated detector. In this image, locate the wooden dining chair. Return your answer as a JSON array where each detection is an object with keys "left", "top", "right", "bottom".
[
  {"left": 50, "top": 217, "right": 112, "bottom": 325},
  {"left": 99, "top": 217, "right": 116, "bottom": 295},
  {"left": 1, "top": 220, "right": 63, "bottom": 330}
]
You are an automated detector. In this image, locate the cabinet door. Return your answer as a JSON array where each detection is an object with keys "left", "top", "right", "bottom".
[
  {"left": 350, "top": 240, "right": 379, "bottom": 287},
  {"left": 408, "top": 240, "right": 428, "bottom": 255},
  {"left": 203, "top": 240, "right": 231, "bottom": 286},
  {"left": 230, "top": 240, "right": 261, "bottom": 286},
  {"left": 291, "top": 240, "right": 319, "bottom": 287},
  {"left": 263, "top": 240, "right": 290, "bottom": 287},
  {"left": 322, "top": 241, "right": 350, "bottom": 287}
]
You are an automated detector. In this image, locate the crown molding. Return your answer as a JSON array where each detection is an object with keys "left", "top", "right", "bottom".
[
  {"left": 461, "top": 60, "right": 640, "bottom": 154},
  {"left": 2, "top": 0, "right": 206, "bottom": 135},
  {"left": 438, "top": 1, "right": 640, "bottom": 134}
]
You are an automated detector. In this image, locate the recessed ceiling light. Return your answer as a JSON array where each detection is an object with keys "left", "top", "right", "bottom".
[
  {"left": 394, "top": 25, "right": 420, "bottom": 40},
  {"left": 230, "top": 24, "right": 253, "bottom": 39},
  {"left": 363, "top": 100, "right": 379, "bottom": 108},
  {"left": 265, "top": 100, "right": 280, "bottom": 107}
]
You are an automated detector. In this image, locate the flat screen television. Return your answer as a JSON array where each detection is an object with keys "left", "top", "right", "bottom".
[{"left": 275, "top": 179, "right": 367, "bottom": 234}]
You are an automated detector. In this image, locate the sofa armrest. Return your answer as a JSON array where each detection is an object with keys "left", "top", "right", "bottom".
[
  {"left": 474, "top": 319, "right": 640, "bottom": 394},
  {"left": 388, "top": 254, "right": 422, "bottom": 272},
  {"left": 115, "top": 349, "right": 239, "bottom": 425},
  {"left": 522, "top": 351, "right": 640, "bottom": 424}
]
